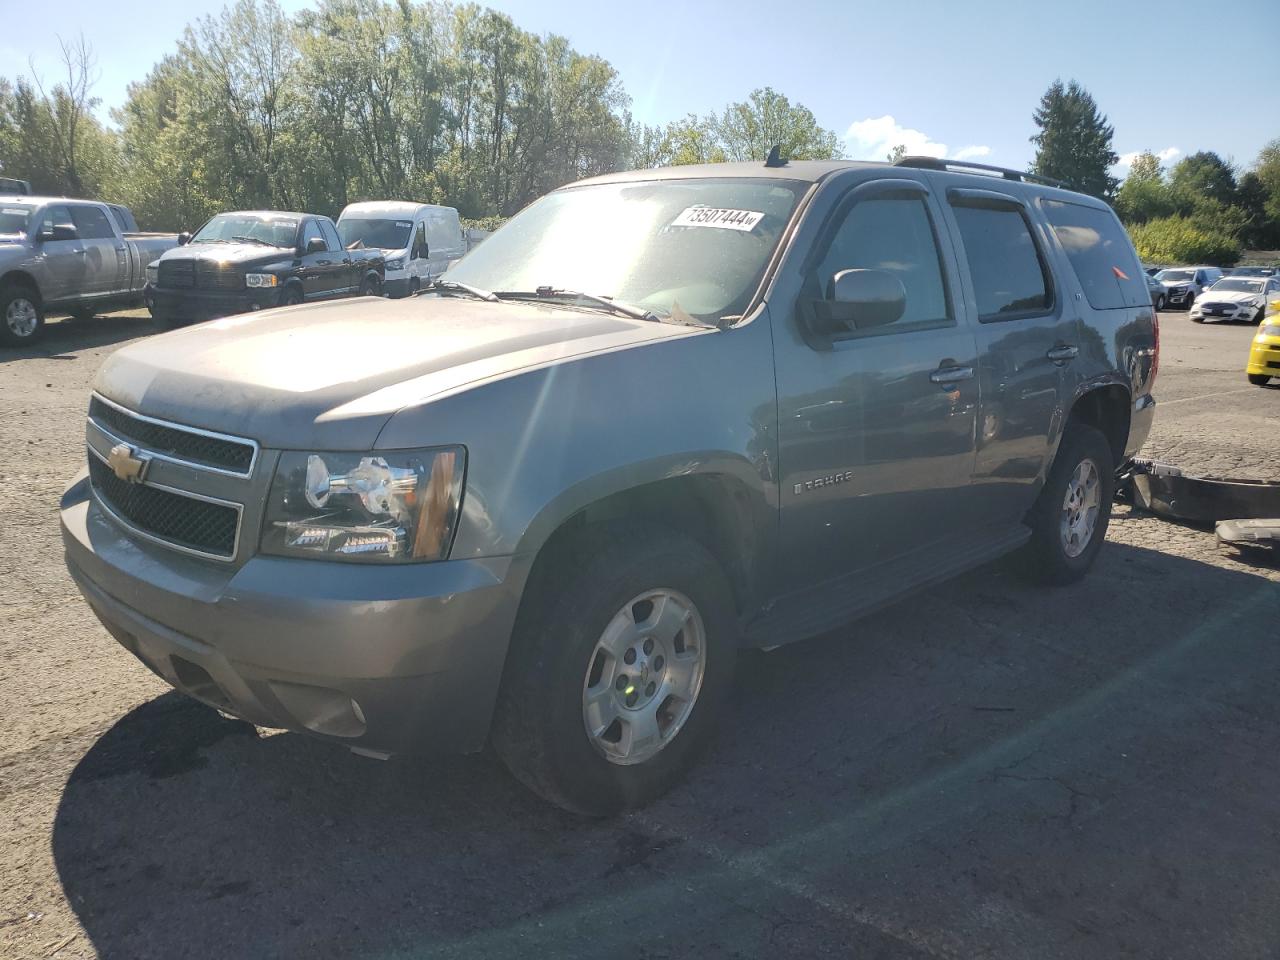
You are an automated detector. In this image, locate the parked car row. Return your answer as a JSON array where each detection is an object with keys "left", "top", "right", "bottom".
[
  {"left": 1190, "top": 274, "right": 1280, "bottom": 324},
  {"left": 0, "top": 187, "right": 489, "bottom": 344}
]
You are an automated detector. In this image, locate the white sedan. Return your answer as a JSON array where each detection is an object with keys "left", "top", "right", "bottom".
[{"left": 1189, "top": 276, "right": 1280, "bottom": 324}]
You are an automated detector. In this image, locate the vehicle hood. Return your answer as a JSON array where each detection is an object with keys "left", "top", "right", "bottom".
[
  {"left": 94, "top": 296, "right": 703, "bottom": 450},
  {"left": 157, "top": 242, "right": 294, "bottom": 266},
  {"left": 1159, "top": 278, "right": 1195, "bottom": 288},
  {"left": 1200, "top": 289, "right": 1263, "bottom": 304}
]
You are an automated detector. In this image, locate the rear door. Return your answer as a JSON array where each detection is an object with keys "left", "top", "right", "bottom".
[
  {"left": 69, "top": 204, "right": 126, "bottom": 295},
  {"left": 774, "top": 174, "right": 981, "bottom": 588},
  {"left": 939, "top": 183, "right": 1079, "bottom": 528},
  {"left": 35, "top": 204, "right": 85, "bottom": 302}
]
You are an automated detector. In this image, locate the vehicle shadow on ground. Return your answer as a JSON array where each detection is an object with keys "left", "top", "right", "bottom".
[
  {"left": 53, "top": 541, "right": 1280, "bottom": 960},
  {"left": 0, "top": 313, "right": 151, "bottom": 362}
]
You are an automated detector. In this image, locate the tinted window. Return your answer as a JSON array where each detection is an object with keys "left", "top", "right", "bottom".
[
  {"left": 300, "top": 220, "right": 325, "bottom": 251},
  {"left": 319, "top": 219, "right": 342, "bottom": 252},
  {"left": 107, "top": 204, "right": 137, "bottom": 233},
  {"left": 1043, "top": 200, "right": 1145, "bottom": 310},
  {"left": 951, "top": 204, "right": 1052, "bottom": 320},
  {"left": 816, "top": 196, "right": 950, "bottom": 330},
  {"left": 69, "top": 204, "right": 115, "bottom": 239},
  {"left": 40, "top": 205, "right": 76, "bottom": 238}
]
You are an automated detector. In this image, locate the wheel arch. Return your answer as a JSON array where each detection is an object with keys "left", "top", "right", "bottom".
[
  {"left": 1, "top": 270, "right": 43, "bottom": 303},
  {"left": 1066, "top": 381, "right": 1131, "bottom": 467}
]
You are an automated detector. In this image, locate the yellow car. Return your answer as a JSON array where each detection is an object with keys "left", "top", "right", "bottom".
[{"left": 1247, "top": 302, "right": 1280, "bottom": 386}]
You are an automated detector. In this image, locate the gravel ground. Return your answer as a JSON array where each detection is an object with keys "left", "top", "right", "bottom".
[{"left": 2, "top": 310, "right": 1278, "bottom": 960}]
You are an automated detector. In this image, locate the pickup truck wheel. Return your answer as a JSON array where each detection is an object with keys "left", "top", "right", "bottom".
[
  {"left": 1020, "top": 424, "right": 1115, "bottom": 585},
  {"left": 280, "top": 286, "right": 303, "bottom": 308},
  {"left": 492, "top": 525, "right": 737, "bottom": 816},
  {"left": 358, "top": 275, "right": 381, "bottom": 297},
  {"left": 1, "top": 285, "right": 43, "bottom": 345}
]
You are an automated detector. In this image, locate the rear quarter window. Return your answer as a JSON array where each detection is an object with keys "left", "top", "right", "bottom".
[{"left": 1042, "top": 200, "right": 1145, "bottom": 310}]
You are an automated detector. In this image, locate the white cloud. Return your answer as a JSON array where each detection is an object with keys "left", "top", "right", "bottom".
[
  {"left": 843, "top": 115, "right": 991, "bottom": 164},
  {"left": 1116, "top": 146, "right": 1181, "bottom": 170}
]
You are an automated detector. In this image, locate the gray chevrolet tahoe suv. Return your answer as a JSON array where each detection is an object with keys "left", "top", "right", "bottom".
[{"left": 61, "top": 157, "right": 1157, "bottom": 815}]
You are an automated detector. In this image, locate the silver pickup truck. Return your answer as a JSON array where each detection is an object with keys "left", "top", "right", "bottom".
[{"left": 0, "top": 196, "right": 179, "bottom": 345}]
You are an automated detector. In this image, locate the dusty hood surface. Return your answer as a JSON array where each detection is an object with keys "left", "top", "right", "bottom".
[
  {"left": 157, "top": 241, "right": 294, "bottom": 266},
  {"left": 94, "top": 295, "right": 699, "bottom": 450}
]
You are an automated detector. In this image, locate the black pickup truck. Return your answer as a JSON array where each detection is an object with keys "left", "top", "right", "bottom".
[{"left": 147, "top": 210, "right": 385, "bottom": 328}]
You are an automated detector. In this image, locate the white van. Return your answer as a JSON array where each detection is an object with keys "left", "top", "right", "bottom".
[{"left": 336, "top": 201, "right": 467, "bottom": 298}]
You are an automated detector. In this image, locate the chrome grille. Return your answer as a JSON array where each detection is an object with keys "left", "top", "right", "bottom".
[
  {"left": 88, "top": 454, "right": 240, "bottom": 559},
  {"left": 89, "top": 396, "right": 256, "bottom": 475},
  {"left": 196, "top": 261, "right": 244, "bottom": 291},
  {"left": 1201, "top": 302, "right": 1233, "bottom": 312}
]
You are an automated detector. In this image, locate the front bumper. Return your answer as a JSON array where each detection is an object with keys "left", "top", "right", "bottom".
[
  {"left": 383, "top": 276, "right": 414, "bottom": 298},
  {"left": 1192, "top": 303, "right": 1259, "bottom": 323},
  {"left": 149, "top": 286, "right": 283, "bottom": 323},
  {"left": 60, "top": 471, "right": 528, "bottom": 756},
  {"left": 1247, "top": 332, "right": 1280, "bottom": 376},
  {"left": 1165, "top": 288, "right": 1195, "bottom": 307}
]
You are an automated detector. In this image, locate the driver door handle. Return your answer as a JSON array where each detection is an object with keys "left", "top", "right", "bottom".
[
  {"left": 1046, "top": 344, "right": 1079, "bottom": 363},
  {"left": 930, "top": 364, "right": 974, "bottom": 385}
]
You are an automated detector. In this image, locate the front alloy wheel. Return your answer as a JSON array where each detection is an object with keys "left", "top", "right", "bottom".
[
  {"left": 3, "top": 292, "right": 41, "bottom": 343},
  {"left": 582, "top": 589, "right": 706, "bottom": 766}
]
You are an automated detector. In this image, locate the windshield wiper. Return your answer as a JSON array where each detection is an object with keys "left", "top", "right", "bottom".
[
  {"left": 495, "top": 287, "right": 661, "bottom": 322},
  {"left": 425, "top": 279, "right": 500, "bottom": 302},
  {"left": 230, "top": 235, "right": 276, "bottom": 246}
]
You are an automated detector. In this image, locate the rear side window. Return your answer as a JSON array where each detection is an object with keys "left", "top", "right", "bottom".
[
  {"left": 1042, "top": 200, "right": 1146, "bottom": 310},
  {"left": 951, "top": 203, "right": 1052, "bottom": 321},
  {"left": 69, "top": 205, "right": 115, "bottom": 239},
  {"left": 815, "top": 196, "right": 951, "bottom": 332}
]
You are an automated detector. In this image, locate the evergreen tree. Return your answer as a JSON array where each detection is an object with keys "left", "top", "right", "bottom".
[{"left": 1029, "top": 79, "right": 1119, "bottom": 199}]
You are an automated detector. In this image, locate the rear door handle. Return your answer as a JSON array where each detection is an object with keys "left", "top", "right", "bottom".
[
  {"left": 930, "top": 364, "right": 974, "bottom": 385},
  {"left": 1047, "top": 344, "right": 1079, "bottom": 362}
]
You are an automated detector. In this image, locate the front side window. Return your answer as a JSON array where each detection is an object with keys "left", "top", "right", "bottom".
[
  {"left": 69, "top": 205, "right": 115, "bottom": 240},
  {"left": 1043, "top": 200, "right": 1145, "bottom": 310},
  {"left": 319, "top": 219, "right": 342, "bottom": 252},
  {"left": 445, "top": 177, "right": 806, "bottom": 321},
  {"left": 299, "top": 220, "right": 325, "bottom": 252},
  {"left": 814, "top": 195, "right": 950, "bottom": 331},
  {"left": 951, "top": 203, "right": 1052, "bottom": 320},
  {"left": 40, "top": 205, "right": 76, "bottom": 239}
]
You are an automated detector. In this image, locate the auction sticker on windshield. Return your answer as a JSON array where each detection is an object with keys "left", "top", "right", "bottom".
[{"left": 672, "top": 206, "right": 764, "bottom": 231}]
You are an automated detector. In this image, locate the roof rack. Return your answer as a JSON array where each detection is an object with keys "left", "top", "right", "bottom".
[{"left": 893, "top": 156, "right": 1070, "bottom": 190}]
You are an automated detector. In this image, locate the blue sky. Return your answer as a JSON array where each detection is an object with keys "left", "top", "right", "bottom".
[{"left": 5, "top": 0, "right": 1277, "bottom": 175}]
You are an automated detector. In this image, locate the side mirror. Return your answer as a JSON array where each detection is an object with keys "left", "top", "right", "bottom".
[
  {"left": 821, "top": 269, "right": 907, "bottom": 332},
  {"left": 305, "top": 237, "right": 327, "bottom": 254},
  {"left": 177, "top": 232, "right": 192, "bottom": 246},
  {"left": 35, "top": 224, "right": 55, "bottom": 242}
]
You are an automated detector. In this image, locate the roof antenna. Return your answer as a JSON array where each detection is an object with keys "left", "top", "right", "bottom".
[{"left": 764, "top": 144, "right": 786, "bottom": 168}]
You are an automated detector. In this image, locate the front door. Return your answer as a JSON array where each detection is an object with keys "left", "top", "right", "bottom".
[
  {"left": 774, "top": 179, "right": 980, "bottom": 591},
  {"left": 319, "top": 219, "right": 354, "bottom": 294},
  {"left": 35, "top": 204, "right": 86, "bottom": 302},
  {"left": 298, "top": 219, "right": 336, "bottom": 300}
]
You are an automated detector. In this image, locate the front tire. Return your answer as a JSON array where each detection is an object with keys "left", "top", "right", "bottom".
[
  {"left": 279, "top": 285, "right": 303, "bottom": 308},
  {"left": 1154, "top": 294, "right": 1165, "bottom": 311},
  {"left": 358, "top": 274, "right": 382, "bottom": 297},
  {"left": 0, "top": 283, "right": 44, "bottom": 345},
  {"left": 1249, "top": 373, "right": 1271, "bottom": 386},
  {"left": 1020, "top": 424, "right": 1115, "bottom": 585},
  {"left": 492, "top": 524, "right": 737, "bottom": 816}
]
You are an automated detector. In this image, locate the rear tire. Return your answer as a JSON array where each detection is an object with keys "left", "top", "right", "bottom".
[
  {"left": 0, "top": 283, "right": 44, "bottom": 345},
  {"left": 492, "top": 523, "right": 737, "bottom": 816},
  {"left": 1249, "top": 373, "right": 1271, "bottom": 386},
  {"left": 1019, "top": 424, "right": 1115, "bottom": 586}
]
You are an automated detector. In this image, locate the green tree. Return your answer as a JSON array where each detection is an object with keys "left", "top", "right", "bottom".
[
  {"left": 713, "top": 87, "right": 842, "bottom": 163},
  {"left": 1114, "top": 150, "right": 1174, "bottom": 224},
  {"left": 1168, "top": 151, "right": 1236, "bottom": 207},
  {"left": 1029, "top": 79, "right": 1119, "bottom": 199}
]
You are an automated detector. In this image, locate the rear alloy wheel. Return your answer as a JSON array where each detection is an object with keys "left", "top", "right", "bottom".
[
  {"left": 0, "top": 285, "right": 43, "bottom": 345},
  {"left": 1249, "top": 373, "right": 1271, "bottom": 386},
  {"left": 1019, "top": 423, "right": 1115, "bottom": 585},
  {"left": 492, "top": 524, "right": 736, "bottom": 815}
]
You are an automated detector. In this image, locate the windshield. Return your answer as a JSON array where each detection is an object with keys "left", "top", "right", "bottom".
[
  {"left": 338, "top": 217, "right": 413, "bottom": 251},
  {"left": 192, "top": 213, "right": 299, "bottom": 247},
  {"left": 444, "top": 178, "right": 806, "bottom": 320},
  {"left": 0, "top": 204, "right": 34, "bottom": 236},
  {"left": 1157, "top": 269, "right": 1194, "bottom": 282},
  {"left": 1211, "top": 278, "right": 1264, "bottom": 293}
]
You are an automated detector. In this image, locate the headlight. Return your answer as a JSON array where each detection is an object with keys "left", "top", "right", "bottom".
[
  {"left": 261, "top": 447, "right": 465, "bottom": 563},
  {"left": 384, "top": 257, "right": 405, "bottom": 271},
  {"left": 246, "top": 273, "right": 278, "bottom": 288},
  {"left": 146, "top": 262, "right": 159, "bottom": 285}
]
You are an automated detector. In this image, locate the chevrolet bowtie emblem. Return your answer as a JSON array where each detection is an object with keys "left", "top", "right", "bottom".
[{"left": 107, "top": 443, "right": 150, "bottom": 484}]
